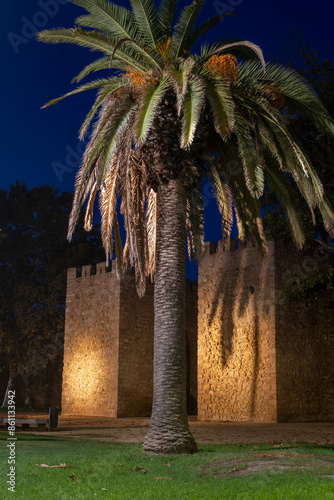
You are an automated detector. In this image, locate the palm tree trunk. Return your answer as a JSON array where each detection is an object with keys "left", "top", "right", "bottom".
[{"left": 143, "top": 179, "right": 197, "bottom": 454}]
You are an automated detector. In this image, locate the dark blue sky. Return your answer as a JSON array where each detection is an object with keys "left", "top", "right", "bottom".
[{"left": 2, "top": 0, "right": 334, "bottom": 277}]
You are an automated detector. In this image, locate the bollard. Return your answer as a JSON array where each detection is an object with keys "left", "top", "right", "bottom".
[{"left": 48, "top": 406, "right": 58, "bottom": 431}]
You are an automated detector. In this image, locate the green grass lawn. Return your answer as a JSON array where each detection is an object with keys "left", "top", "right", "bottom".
[{"left": 0, "top": 433, "right": 333, "bottom": 499}]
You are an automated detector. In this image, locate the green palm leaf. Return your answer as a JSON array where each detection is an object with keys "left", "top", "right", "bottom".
[
  {"left": 186, "top": 187, "right": 204, "bottom": 261},
  {"left": 171, "top": 0, "right": 205, "bottom": 59},
  {"left": 70, "top": 0, "right": 137, "bottom": 39},
  {"left": 234, "top": 118, "right": 264, "bottom": 198},
  {"left": 168, "top": 58, "right": 195, "bottom": 115},
  {"left": 208, "top": 161, "right": 233, "bottom": 239},
  {"left": 205, "top": 75, "right": 234, "bottom": 139},
  {"left": 130, "top": 0, "right": 161, "bottom": 48},
  {"left": 181, "top": 76, "right": 205, "bottom": 148},
  {"left": 158, "top": 0, "right": 177, "bottom": 37},
  {"left": 135, "top": 78, "right": 168, "bottom": 142},
  {"left": 239, "top": 61, "right": 334, "bottom": 135},
  {"left": 264, "top": 157, "right": 305, "bottom": 248},
  {"left": 72, "top": 56, "right": 114, "bottom": 83},
  {"left": 196, "top": 40, "right": 265, "bottom": 68},
  {"left": 185, "top": 12, "right": 234, "bottom": 52},
  {"left": 41, "top": 76, "right": 122, "bottom": 108},
  {"left": 37, "top": 28, "right": 149, "bottom": 72}
]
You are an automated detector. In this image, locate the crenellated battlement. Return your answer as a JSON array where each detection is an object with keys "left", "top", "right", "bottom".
[
  {"left": 67, "top": 261, "right": 199, "bottom": 291},
  {"left": 203, "top": 237, "right": 261, "bottom": 257},
  {"left": 67, "top": 260, "right": 122, "bottom": 280}
]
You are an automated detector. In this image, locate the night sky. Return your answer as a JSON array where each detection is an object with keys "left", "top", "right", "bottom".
[{"left": 2, "top": 0, "right": 334, "bottom": 278}]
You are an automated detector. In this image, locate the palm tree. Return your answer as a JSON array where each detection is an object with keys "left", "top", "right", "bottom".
[{"left": 38, "top": 0, "right": 334, "bottom": 454}]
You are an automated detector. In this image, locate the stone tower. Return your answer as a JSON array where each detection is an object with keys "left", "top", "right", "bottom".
[
  {"left": 62, "top": 262, "right": 198, "bottom": 417},
  {"left": 197, "top": 239, "right": 334, "bottom": 423}
]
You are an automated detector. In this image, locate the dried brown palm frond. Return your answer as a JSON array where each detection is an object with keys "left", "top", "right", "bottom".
[
  {"left": 99, "top": 156, "right": 120, "bottom": 264},
  {"left": 145, "top": 188, "right": 157, "bottom": 279}
]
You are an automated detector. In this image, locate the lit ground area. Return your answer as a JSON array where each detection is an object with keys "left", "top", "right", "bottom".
[{"left": 5, "top": 415, "right": 333, "bottom": 445}]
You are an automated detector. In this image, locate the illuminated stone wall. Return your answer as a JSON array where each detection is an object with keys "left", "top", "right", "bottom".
[
  {"left": 62, "top": 263, "right": 197, "bottom": 417},
  {"left": 62, "top": 263, "right": 121, "bottom": 417},
  {"left": 198, "top": 240, "right": 277, "bottom": 422},
  {"left": 198, "top": 239, "right": 334, "bottom": 423}
]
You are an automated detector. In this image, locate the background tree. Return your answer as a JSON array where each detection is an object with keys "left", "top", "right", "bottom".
[
  {"left": 38, "top": 0, "right": 334, "bottom": 454},
  {"left": 0, "top": 182, "right": 104, "bottom": 408}
]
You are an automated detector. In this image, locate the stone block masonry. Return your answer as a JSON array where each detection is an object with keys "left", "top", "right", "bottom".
[
  {"left": 62, "top": 239, "right": 333, "bottom": 421},
  {"left": 197, "top": 239, "right": 334, "bottom": 423},
  {"left": 62, "top": 262, "right": 198, "bottom": 417},
  {"left": 274, "top": 241, "right": 334, "bottom": 422},
  {"left": 62, "top": 263, "right": 122, "bottom": 417},
  {"left": 198, "top": 239, "right": 277, "bottom": 422}
]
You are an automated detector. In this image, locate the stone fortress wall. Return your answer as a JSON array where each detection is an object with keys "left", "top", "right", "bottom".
[
  {"left": 62, "top": 239, "right": 333, "bottom": 422},
  {"left": 62, "top": 262, "right": 197, "bottom": 417},
  {"left": 197, "top": 239, "right": 334, "bottom": 422}
]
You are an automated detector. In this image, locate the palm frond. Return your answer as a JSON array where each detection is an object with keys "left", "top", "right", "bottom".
[
  {"left": 186, "top": 187, "right": 204, "bottom": 261},
  {"left": 196, "top": 40, "right": 265, "bottom": 68},
  {"left": 113, "top": 212, "right": 124, "bottom": 277},
  {"left": 120, "top": 135, "right": 137, "bottom": 268},
  {"left": 79, "top": 78, "right": 128, "bottom": 139},
  {"left": 70, "top": 0, "right": 137, "bottom": 39},
  {"left": 99, "top": 158, "right": 119, "bottom": 263},
  {"left": 234, "top": 117, "right": 264, "bottom": 198},
  {"left": 271, "top": 120, "right": 324, "bottom": 200},
  {"left": 185, "top": 12, "right": 234, "bottom": 51},
  {"left": 167, "top": 58, "right": 195, "bottom": 115},
  {"left": 129, "top": 0, "right": 162, "bottom": 48},
  {"left": 213, "top": 143, "right": 267, "bottom": 251},
  {"left": 130, "top": 155, "right": 146, "bottom": 297},
  {"left": 41, "top": 76, "right": 119, "bottom": 108},
  {"left": 207, "top": 161, "right": 233, "bottom": 239},
  {"left": 37, "top": 27, "right": 149, "bottom": 72},
  {"left": 264, "top": 158, "right": 305, "bottom": 248},
  {"left": 108, "top": 36, "right": 163, "bottom": 70},
  {"left": 71, "top": 56, "right": 121, "bottom": 83},
  {"left": 241, "top": 61, "right": 334, "bottom": 136},
  {"left": 95, "top": 104, "right": 136, "bottom": 184},
  {"left": 204, "top": 75, "right": 234, "bottom": 139},
  {"left": 145, "top": 188, "right": 157, "bottom": 278},
  {"left": 135, "top": 78, "right": 168, "bottom": 142},
  {"left": 84, "top": 180, "right": 98, "bottom": 231},
  {"left": 181, "top": 76, "right": 205, "bottom": 148},
  {"left": 171, "top": 0, "right": 205, "bottom": 59},
  {"left": 68, "top": 98, "right": 135, "bottom": 239},
  {"left": 317, "top": 196, "right": 334, "bottom": 238},
  {"left": 158, "top": 0, "right": 177, "bottom": 37}
]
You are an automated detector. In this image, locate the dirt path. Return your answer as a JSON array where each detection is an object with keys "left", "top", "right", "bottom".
[{"left": 19, "top": 416, "right": 334, "bottom": 445}]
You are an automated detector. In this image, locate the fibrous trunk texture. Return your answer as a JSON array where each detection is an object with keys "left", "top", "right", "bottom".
[{"left": 143, "top": 179, "right": 197, "bottom": 454}]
